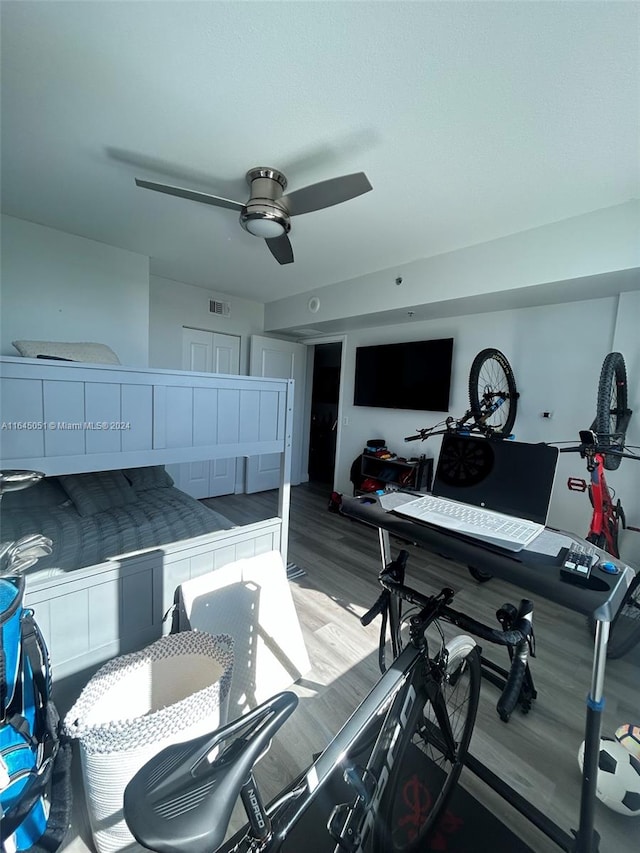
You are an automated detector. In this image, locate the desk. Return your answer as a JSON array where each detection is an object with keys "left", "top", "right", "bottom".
[{"left": 340, "top": 493, "right": 636, "bottom": 853}]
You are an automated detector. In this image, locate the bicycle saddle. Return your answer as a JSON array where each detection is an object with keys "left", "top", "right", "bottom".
[{"left": 124, "top": 690, "right": 298, "bottom": 853}]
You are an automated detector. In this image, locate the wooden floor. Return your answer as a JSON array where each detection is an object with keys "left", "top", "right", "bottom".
[{"left": 62, "top": 483, "right": 639, "bottom": 853}]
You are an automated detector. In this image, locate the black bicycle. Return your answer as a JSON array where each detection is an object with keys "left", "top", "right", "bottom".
[
  {"left": 405, "top": 347, "right": 519, "bottom": 444},
  {"left": 124, "top": 550, "right": 534, "bottom": 853},
  {"left": 405, "top": 348, "right": 519, "bottom": 583}
]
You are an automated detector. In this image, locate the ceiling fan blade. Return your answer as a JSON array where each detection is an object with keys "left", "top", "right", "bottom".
[
  {"left": 281, "top": 172, "right": 372, "bottom": 217},
  {"left": 266, "top": 234, "right": 294, "bottom": 265},
  {"left": 108, "top": 147, "right": 247, "bottom": 198},
  {"left": 135, "top": 178, "right": 244, "bottom": 212}
]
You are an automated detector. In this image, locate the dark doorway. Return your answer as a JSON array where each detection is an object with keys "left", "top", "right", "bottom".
[{"left": 308, "top": 342, "right": 342, "bottom": 484}]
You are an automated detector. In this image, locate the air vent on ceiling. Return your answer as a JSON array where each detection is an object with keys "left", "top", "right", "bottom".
[{"left": 209, "top": 299, "right": 231, "bottom": 317}]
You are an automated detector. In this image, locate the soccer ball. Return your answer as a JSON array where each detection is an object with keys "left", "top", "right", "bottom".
[
  {"left": 616, "top": 724, "right": 640, "bottom": 760},
  {"left": 578, "top": 737, "right": 640, "bottom": 816}
]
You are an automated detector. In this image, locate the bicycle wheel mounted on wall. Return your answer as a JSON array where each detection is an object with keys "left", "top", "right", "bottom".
[
  {"left": 595, "top": 352, "right": 629, "bottom": 471},
  {"left": 468, "top": 348, "right": 518, "bottom": 438}
]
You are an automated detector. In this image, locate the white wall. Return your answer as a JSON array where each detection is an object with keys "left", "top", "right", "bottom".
[
  {"left": 149, "top": 275, "right": 266, "bottom": 494},
  {"left": 333, "top": 291, "right": 640, "bottom": 564},
  {"left": 265, "top": 200, "right": 640, "bottom": 332},
  {"left": 148, "top": 275, "right": 264, "bottom": 373},
  {"left": 0, "top": 215, "right": 149, "bottom": 366}
]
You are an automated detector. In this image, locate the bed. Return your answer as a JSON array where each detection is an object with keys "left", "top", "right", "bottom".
[
  {"left": 0, "top": 355, "right": 294, "bottom": 685},
  {"left": 0, "top": 467, "right": 237, "bottom": 573}
]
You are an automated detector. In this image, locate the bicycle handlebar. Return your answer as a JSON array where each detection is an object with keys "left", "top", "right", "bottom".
[
  {"left": 404, "top": 431, "right": 428, "bottom": 442},
  {"left": 404, "top": 419, "right": 506, "bottom": 443},
  {"left": 372, "top": 563, "right": 534, "bottom": 722},
  {"left": 446, "top": 600, "right": 533, "bottom": 648},
  {"left": 404, "top": 427, "right": 463, "bottom": 443},
  {"left": 497, "top": 611, "right": 533, "bottom": 721},
  {"left": 360, "top": 588, "right": 390, "bottom": 626},
  {"left": 559, "top": 444, "right": 639, "bottom": 461},
  {"left": 451, "top": 599, "right": 534, "bottom": 722}
]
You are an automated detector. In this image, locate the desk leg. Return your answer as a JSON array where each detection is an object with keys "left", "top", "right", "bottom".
[
  {"left": 575, "top": 618, "right": 609, "bottom": 853},
  {"left": 377, "top": 527, "right": 392, "bottom": 569}
]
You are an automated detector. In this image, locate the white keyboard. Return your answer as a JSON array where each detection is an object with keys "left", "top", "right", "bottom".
[{"left": 392, "top": 495, "right": 544, "bottom": 551}]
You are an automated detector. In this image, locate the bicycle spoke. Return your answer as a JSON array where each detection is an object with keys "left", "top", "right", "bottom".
[
  {"left": 607, "top": 380, "right": 616, "bottom": 434},
  {"left": 419, "top": 668, "right": 472, "bottom": 768}
]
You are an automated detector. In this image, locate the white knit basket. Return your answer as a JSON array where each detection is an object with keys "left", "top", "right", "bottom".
[{"left": 63, "top": 631, "right": 234, "bottom": 853}]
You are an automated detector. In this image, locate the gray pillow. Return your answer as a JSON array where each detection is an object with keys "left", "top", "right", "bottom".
[
  {"left": 0, "top": 477, "right": 68, "bottom": 511},
  {"left": 58, "top": 470, "right": 136, "bottom": 517},
  {"left": 123, "top": 466, "right": 174, "bottom": 491}
]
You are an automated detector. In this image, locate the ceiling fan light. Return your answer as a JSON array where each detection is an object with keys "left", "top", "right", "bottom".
[
  {"left": 244, "top": 217, "right": 286, "bottom": 238},
  {"left": 240, "top": 201, "right": 290, "bottom": 240}
]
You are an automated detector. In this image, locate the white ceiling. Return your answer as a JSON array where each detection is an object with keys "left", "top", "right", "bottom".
[{"left": 1, "top": 1, "right": 638, "bottom": 305}]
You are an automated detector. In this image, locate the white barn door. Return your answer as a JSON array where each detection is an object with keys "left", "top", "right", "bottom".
[
  {"left": 246, "top": 335, "right": 306, "bottom": 493},
  {"left": 178, "top": 327, "right": 240, "bottom": 498}
]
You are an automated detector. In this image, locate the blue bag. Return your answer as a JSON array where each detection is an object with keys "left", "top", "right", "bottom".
[{"left": 1, "top": 574, "right": 60, "bottom": 852}]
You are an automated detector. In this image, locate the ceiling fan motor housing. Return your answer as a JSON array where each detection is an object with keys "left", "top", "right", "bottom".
[{"left": 240, "top": 167, "right": 291, "bottom": 238}]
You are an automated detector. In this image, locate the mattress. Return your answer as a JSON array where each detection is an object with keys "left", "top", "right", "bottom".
[{"left": 0, "top": 486, "right": 235, "bottom": 573}]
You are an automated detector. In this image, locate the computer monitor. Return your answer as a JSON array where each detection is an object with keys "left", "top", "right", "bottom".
[{"left": 432, "top": 434, "right": 559, "bottom": 524}]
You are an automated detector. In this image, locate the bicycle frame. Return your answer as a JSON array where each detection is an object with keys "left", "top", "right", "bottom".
[
  {"left": 567, "top": 442, "right": 622, "bottom": 558},
  {"left": 467, "top": 390, "right": 511, "bottom": 431},
  {"left": 224, "top": 639, "right": 438, "bottom": 853},
  {"left": 407, "top": 393, "right": 512, "bottom": 443},
  {"left": 126, "top": 561, "right": 541, "bottom": 853},
  {"left": 586, "top": 452, "right": 619, "bottom": 556},
  {"left": 228, "top": 580, "right": 531, "bottom": 853},
  {"left": 448, "top": 395, "right": 508, "bottom": 436}
]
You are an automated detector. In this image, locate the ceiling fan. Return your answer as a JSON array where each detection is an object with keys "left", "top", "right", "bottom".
[{"left": 135, "top": 167, "right": 372, "bottom": 265}]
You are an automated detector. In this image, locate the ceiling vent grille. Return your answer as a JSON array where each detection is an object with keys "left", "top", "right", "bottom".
[{"left": 209, "top": 300, "right": 231, "bottom": 317}]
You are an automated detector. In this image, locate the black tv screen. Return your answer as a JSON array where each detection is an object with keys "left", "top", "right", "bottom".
[{"left": 354, "top": 338, "right": 453, "bottom": 412}]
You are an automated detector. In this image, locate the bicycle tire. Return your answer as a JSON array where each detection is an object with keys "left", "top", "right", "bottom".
[
  {"left": 586, "top": 531, "right": 607, "bottom": 552},
  {"left": 596, "top": 352, "right": 628, "bottom": 471},
  {"left": 372, "top": 637, "right": 481, "bottom": 853},
  {"left": 588, "top": 573, "right": 640, "bottom": 660},
  {"left": 468, "top": 348, "right": 518, "bottom": 437}
]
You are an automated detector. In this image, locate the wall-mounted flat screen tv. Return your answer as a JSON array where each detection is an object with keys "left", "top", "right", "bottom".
[{"left": 354, "top": 338, "right": 453, "bottom": 412}]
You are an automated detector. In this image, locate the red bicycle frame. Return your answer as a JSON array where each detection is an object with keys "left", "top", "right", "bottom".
[{"left": 567, "top": 449, "right": 622, "bottom": 558}]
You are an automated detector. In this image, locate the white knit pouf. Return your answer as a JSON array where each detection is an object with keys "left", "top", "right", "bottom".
[{"left": 63, "top": 631, "right": 233, "bottom": 853}]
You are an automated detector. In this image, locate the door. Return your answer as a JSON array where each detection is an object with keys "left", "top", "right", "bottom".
[
  {"left": 178, "top": 327, "right": 241, "bottom": 499},
  {"left": 308, "top": 342, "right": 342, "bottom": 484},
  {"left": 246, "top": 335, "right": 306, "bottom": 493}
]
